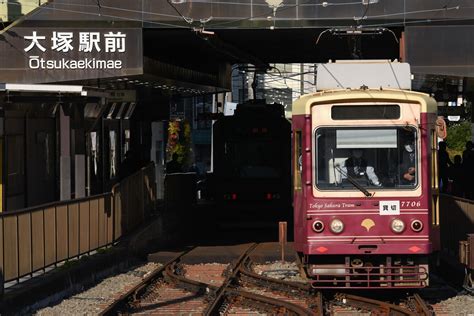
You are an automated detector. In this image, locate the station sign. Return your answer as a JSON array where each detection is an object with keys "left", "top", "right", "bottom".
[
  {"left": 0, "top": 27, "right": 142, "bottom": 83},
  {"left": 107, "top": 90, "right": 137, "bottom": 103},
  {"left": 23, "top": 30, "right": 127, "bottom": 70}
]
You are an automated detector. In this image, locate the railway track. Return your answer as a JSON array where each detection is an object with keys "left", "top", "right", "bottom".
[
  {"left": 99, "top": 243, "right": 435, "bottom": 315},
  {"left": 99, "top": 248, "right": 194, "bottom": 315},
  {"left": 333, "top": 293, "right": 433, "bottom": 315},
  {"left": 100, "top": 243, "right": 321, "bottom": 315}
]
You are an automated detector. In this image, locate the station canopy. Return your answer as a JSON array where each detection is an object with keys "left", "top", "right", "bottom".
[{"left": 0, "top": 0, "right": 473, "bottom": 91}]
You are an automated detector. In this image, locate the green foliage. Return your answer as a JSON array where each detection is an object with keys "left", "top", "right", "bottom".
[
  {"left": 166, "top": 120, "right": 192, "bottom": 169},
  {"left": 446, "top": 120, "right": 471, "bottom": 157}
]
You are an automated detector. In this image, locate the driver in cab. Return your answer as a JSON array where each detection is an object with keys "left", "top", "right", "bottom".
[{"left": 341, "top": 149, "right": 382, "bottom": 187}]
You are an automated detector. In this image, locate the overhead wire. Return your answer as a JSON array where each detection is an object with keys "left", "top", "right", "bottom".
[
  {"left": 166, "top": 0, "right": 194, "bottom": 25},
  {"left": 0, "top": 1, "right": 467, "bottom": 32},
  {"left": 0, "top": 1, "right": 191, "bottom": 30},
  {"left": 206, "top": 0, "right": 362, "bottom": 28},
  {"left": 208, "top": 6, "right": 462, "bottom": 29},
  {"left": 264, "top": 71, "right": 316, "bottom": 86},
  {"left": 206, "top": 4, "right": 464, "bottom": 29},
  {"left": 357, "top": 0, "right": 371, "bottom": 24},
  {"left": 319, "top": 63, "right": 346, "bottom": 89},
  {"left": 363, "top": 5, "right": 460, "bottom": 20},
  {"left": 206, "top": 2, "right": 463, "bottom": 29},
  {"left": 50, "top": 1, "right": 181, "bottom": 19}
]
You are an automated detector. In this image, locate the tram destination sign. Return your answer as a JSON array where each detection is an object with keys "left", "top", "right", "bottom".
[{"left": 0, "top": 27, "right": 142, "bottom": 83}]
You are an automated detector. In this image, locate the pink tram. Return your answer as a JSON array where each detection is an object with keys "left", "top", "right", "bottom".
[{"left": 292, "top": 87, "right": 441, "bottom": 288}]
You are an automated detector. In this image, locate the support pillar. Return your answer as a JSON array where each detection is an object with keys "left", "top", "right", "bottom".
[
  {"left": 59, "top": 106, "right": 71, "bottom": 200},
  {"left": 73, "top": 104, "right": 86, "bottom": 198},
  {"left": 471, "top": 100, "right": 474, "bottom": 143}
]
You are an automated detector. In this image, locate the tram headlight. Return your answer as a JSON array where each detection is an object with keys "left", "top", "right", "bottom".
[
  {"left": 391, "top": 219, "right": 405, "bottom": 233},
  {"left": 410, "top": 219, "right": 423, "bottom": 232},
  {"left": 312, "top": 220, "right": 324, "bottom": 233},
  {"left": 329, "top": 219, "right": 344, "bottom": 234}
]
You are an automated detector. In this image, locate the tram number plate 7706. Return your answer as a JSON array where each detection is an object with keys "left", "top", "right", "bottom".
[{"left": 379, "top": 201, "right": 400, "bottom": 215}]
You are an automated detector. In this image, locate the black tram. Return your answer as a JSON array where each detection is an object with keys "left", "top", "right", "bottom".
[{"left": 208, "top": 100, "right": 291, "bottom": 222}]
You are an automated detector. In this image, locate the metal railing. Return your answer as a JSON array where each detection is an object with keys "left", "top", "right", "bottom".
[
  {"left": 439, "top": 194, "right": 474, "bottom": 256},
  {"left": 0, "top": 163, "right": 156, "bottom": 291}
]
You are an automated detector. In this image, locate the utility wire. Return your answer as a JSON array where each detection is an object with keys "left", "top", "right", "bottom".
[
  {"left": 319, "top": 63, "right": 345, "bottom": 90},
  {"left": 166, "top": 0, "right": 194, "bottom": 25},
  {"left": 264, "top": 71, "right": 315, "bottom": 86},
  {"left": 208, "top": 4, "right": 463, "bottom": 29},
  {"left": 363, "top": 5, "right": 460, "bottom": 19},
  {"left": 3, "top": 1, "right": 466, "bottom": 31},
  {"left": 207, "top": 3, "right": 462, "bottom": 28},
  {"left": 356, "top": 0, "right": 371, "bottom": 25},
  {"left": 1, "top": 1, "right": 191, "bottom": 31},
  {"left": 49, "top": 1, "right": 180, "bottom": 19},
  {"left": 207, "top": 0, "right": 360, "bottom": 28}
]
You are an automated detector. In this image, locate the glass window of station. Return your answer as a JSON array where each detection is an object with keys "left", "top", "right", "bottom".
[{"left": 315, "top": 127, "right": 417, "bottom": 190}]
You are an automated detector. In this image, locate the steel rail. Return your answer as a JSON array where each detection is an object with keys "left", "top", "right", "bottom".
[
  {"left": 164, "top": 261, "right": 215, "bottom": 294},
  {"left": 240, "top": 257, "right": 310, "bottom": 292},
  {"left": 163, "top": 256, "right": 314, "bottom": 315},
  {"left": 203, "top": 243, "right": 317, "bottom": 315},
  {"left": 336, "top": 293, "right": 417, "bottom": 316},
  {"left": 409, "top": 293, "right": 433, "bottom": 316},
  {"left": 102, "top": 244, "right": 321, "bottom": 315},
  {"left": 99, "top": 247, "right": 194, "bottom": 316},
  {"left": 135, "top": 244, "right": 310, "bottom": 315},
  {"left": 225, "top": 287, "right": 317, "bottom": 316},
  {"left": 204, "top": 243, "right": 258, "bottom": 315},
  {"left": 239, "top": 257, "right": 324, "bottom": 315}
]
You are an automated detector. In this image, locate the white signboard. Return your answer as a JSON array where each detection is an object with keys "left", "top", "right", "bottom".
[
  {"left": 224, "top": 102, "right": 238, "bottom": 116},
  {"left": 23, "top": 31, "right": 127, "bottom": 70},
  {"left": 316, "top": 60, "right": 411, "bottom": 91},
  {"left": 379, "top": 200, "right": 400, "bottom": 216},
  {"left": 336, "top": 129, "right": 397, "bottom": 148}
]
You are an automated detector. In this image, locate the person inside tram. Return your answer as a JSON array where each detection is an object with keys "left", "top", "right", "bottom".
[
  {"left": 340, "top": 149, "right": 382, "bottom": 187},
  {"left": 400, "top": 134, "right": 416, "bottom": 184}
]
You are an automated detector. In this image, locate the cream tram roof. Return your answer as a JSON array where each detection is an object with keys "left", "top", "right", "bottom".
[{"left": 292, "top": 88, "right": 438, "bottom": 116}]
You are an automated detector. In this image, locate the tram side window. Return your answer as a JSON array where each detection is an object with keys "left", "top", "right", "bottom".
[{"left": 315, "top": 127, "right": 417, "bottom": 190}]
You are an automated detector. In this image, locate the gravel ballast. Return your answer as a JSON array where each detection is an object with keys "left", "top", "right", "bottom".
[{"left": 35, "top": 262, "right": 161, "bottom": 315}]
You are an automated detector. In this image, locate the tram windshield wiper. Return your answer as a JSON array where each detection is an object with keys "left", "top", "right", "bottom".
[{"left": 334, "top": 164, "right": 372, "bottom": 197}]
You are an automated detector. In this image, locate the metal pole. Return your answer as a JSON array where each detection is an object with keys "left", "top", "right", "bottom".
[{"left": 279, "top": 221, "right": 287, "bottom": 262}]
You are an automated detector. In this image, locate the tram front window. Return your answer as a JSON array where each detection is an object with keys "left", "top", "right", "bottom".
[{"left": 315, "top": 127, "right": 417, "bottom": 190}]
